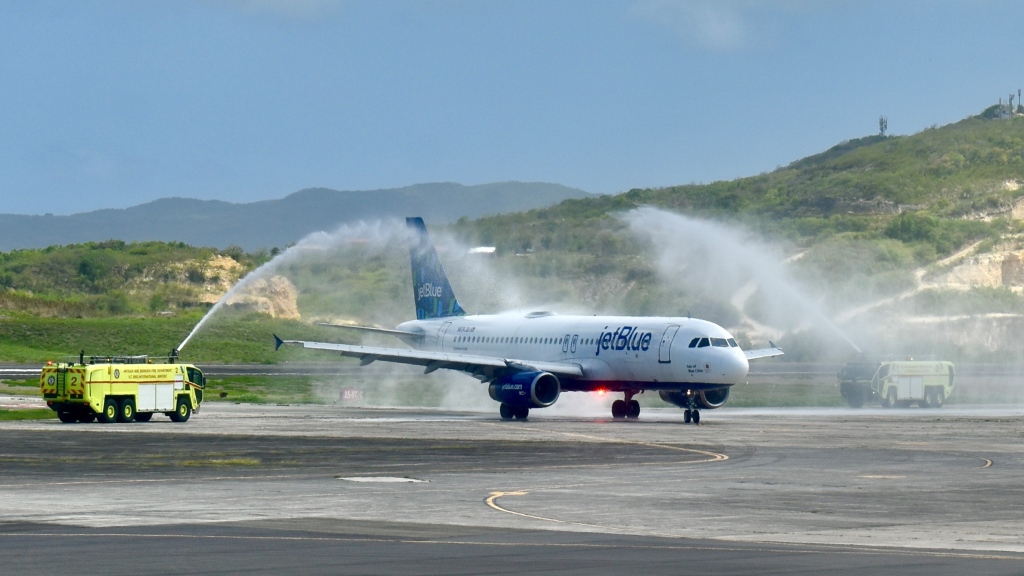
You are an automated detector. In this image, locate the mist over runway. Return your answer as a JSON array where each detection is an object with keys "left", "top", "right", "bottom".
[{"left": 1, "top": 403, "right": 1023, "bottom": 574}]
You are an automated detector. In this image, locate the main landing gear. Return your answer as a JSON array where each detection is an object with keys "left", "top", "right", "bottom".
[
  {"left": 611, "top": 392, "right": 641, "bottom": 419},
  {"left": 499, "top": 403, "right": 530, "bottom": 421}
]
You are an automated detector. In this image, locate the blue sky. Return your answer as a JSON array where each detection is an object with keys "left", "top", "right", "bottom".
[{"left": 2, "top": 0, "right": 1021, "bottom": 215}]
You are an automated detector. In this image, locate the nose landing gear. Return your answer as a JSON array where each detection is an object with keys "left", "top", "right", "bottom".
[
  {"left": 611, "top": 392, "right": 641, "bottom": 419},
  {"left": 682, "top": 390, "right": 700, "bottom": 425},
  {"left": 683, "top": 408, "right": 700, "bottom": 424}
]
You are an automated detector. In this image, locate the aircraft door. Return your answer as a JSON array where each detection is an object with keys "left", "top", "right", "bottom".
[
  {"left": 437, "top": 322, "right": 453, "bottom": 351},
  {"left": 659, "top": 325, "right": 680, "bottom": 363},
  {"left": 561, "top": 333, "right": 578, "bottom": 359}
]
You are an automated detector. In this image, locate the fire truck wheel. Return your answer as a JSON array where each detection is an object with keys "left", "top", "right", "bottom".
[
  {"left": 170, "top": 398, "right": 192, "bottom": 423},
  {"left": 57, "top": 410, "right": 77, "bottom": 423},
  {"left": 98, "top": 399, "right": 118, "bottom": 423},
  {"left": 134, "top": 412, "right": 153, "bottom": 422},
  {"left": 881, "top": 390, "right": 896, "bottom": 409},
  {"left": 77, "top": 410, "right": 96, "bottom": 423},
  {"left": 118, "top": 399, "right": 136, "bottom": 423}
]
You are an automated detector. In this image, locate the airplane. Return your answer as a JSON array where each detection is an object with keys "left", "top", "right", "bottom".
[{"left": 275, "top": 217, "right": 783, "bottom": 423}]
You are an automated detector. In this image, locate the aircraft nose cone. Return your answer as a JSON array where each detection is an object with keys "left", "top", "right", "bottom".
[{"left": 724, "top": 351, "right": 749, "bottom": 383}]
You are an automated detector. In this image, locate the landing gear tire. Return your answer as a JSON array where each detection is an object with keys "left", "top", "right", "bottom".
[
  {"left": 98, "top": 398, "right": 118, "bottom": 423},
  {"left": 134, "top": 412, "right": 153, "bottom": 423},
  {"left": 683, "top": 409, "right": 692, "bottom": 424},
  {"left": 691, "top": 409, "right": 700, "bottom": 424},
  {"left": 513, "top": 406, "right": 530, "bottom": 420},
  {"left": 499, "top": 403, "right": 514, "bottom": 421},
  {"left": 57, "top": 410, "right": 77, "bottom": 423},
  {"left": 881, "top": 389, "right": 896, "bottom": 409},
  {"left": 169, "top": 397, "right": 192, "bottom": 423},
  {"left": 626, "top": 400, "right": 640, "bottom": 419},
  {"left": 118, "top": 399, "right": 136, "bottom": 423},
  {"left": 611, "top": 400, "right": 626, "bottom": 419}
]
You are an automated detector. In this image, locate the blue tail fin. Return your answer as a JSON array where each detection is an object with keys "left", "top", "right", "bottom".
[{"left": 406, "top": 217, "right": 467, "bottom": 320}]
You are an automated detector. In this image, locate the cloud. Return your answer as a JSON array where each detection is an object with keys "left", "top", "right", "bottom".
[{"left": 628, "top": 0, "right": 816, "bottom": 53}]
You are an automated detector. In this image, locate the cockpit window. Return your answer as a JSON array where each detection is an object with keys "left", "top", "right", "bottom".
[
  {"left": 688, "top": 338, "right": 699, "bottom": 348},
  {"left": 727, "top": 338, "right": 738, "bottom": 347},
  {"left": 697, "top": 338, "right": 710, "bottom": 348},
  {"left": 711, "top": 338, "right": 729, "bottom": 347}
]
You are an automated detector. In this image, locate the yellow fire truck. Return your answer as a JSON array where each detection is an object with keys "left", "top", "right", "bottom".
[
  {"left": 41, "top": 353, "right": 204, "bottom": 423},
  {"left": 838, "top": 360, "right": 954, "bottom": 408}
]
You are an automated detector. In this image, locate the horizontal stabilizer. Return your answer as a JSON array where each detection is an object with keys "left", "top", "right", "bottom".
[{"left": 316, "top": 322, "right": 422, "bottom": 338}]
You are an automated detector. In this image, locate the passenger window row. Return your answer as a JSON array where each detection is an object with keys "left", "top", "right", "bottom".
[{"left": 453, "top": 336, "right": 599, "bottom": 346}]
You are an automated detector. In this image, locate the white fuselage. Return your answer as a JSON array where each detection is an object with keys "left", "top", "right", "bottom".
[{"left": 397, "top": 312, "right": 749, "bottom": 392}]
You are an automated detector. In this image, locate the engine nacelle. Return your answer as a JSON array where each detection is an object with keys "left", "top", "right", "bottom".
[
  {"left": 658, "top": 387, "right": 731, "bottom": 410},
  {"left": 696, "top": 387, "right": 730, "bottom": 409},
  {"left": 488, "top": 371, "right": 560, "bottom": 408}
]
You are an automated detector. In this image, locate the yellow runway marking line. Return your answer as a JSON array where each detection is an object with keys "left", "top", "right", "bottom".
[
  {"left": 485, "top": 490, "right": 634, "bottom": 533},
  {"left": 481, "top": 492, "right": 1024, "bottom": 561}
]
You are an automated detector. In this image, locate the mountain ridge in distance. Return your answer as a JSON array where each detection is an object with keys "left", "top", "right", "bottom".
[{"left": 0, "top": 181, "right": 592, "bottom": 251}]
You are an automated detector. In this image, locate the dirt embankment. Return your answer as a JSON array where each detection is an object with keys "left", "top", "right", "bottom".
[
  {"left": 161, "top": 256, "right": 302, "bottom": 320},
  {"left": 225, "top": 275, "right": 301, "bottom": 320}
]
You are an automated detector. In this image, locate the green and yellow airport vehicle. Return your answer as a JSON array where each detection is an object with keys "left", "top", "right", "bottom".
[
  {"left": 838, "top": 360, "right": 954, "bottom": 408},
  {"left": 41, "top": 352, "right": 204, "bottom": 423}
]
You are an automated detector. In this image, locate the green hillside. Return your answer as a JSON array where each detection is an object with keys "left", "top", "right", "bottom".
[
  {"left": 4, "top": 106, "right": 1024, "bottom": 364},
  {"left": 456, "top": 111, "right": 1024, "bottom": 257},
  {"left": 0, "top": 240, "right": 267, "bottom": 317}
]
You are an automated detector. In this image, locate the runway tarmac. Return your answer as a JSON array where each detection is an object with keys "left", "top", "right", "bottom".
[{"left": 1, "top": 402, "right": 1023, "bottom": 574}]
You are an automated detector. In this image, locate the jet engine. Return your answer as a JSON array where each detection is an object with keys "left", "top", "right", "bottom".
[
  {"left": 696, "top": 387, "right": 730, "bottom": 408},
  {"left": 658, "top": 387, "right": 731, "bottom": 409},
  {"left": 488, "top": 371, "right": 560, "bottom": 408}
]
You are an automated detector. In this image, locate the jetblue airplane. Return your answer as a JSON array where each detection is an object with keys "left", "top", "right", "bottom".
[{"left": 275, "top": 217, "right": 783, "bottom": 423}]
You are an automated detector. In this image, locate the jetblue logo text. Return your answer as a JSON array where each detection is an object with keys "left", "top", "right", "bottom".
[
  {"left": 501, "top": 383, "right": 526, "bottom": 396},
  {"left": 417, "top": 283, "right": 443, "bottom": 299},
  {"left": 595, "top": 326, "right": 652, "bottom": 356}
]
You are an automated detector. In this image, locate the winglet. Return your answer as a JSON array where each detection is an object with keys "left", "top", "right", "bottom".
[
  {"left": 273, "top": 334, "right": 285, "bottom": 351},
  {"left": 769, "top": 341, "right": 779, "bottom": 349}
]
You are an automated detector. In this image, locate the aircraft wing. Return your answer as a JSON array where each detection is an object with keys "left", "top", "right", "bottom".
[
  {"left": 274, "top": 335, "right": 584, "bottom": 381},
  {"left": 744, "top": 341, "right": 784, "bottom": 360},
  {"left": 316, "top": 322, "right": 423, "bottom": 338}
]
